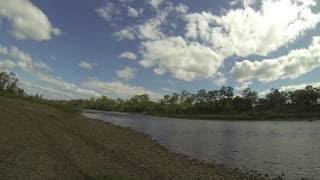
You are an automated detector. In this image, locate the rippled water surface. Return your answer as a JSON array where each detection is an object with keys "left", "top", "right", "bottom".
[{"left": 82, "top": 110, "right": 320, "bottom": 179}]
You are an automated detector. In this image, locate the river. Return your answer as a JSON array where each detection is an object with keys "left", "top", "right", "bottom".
[{"left": 82, "top": 110, "right": 320, "bottom": 179}]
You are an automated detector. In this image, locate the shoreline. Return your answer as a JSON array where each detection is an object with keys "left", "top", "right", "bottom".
[
  {"left": 84, "top": 109, "right": 320, "bottom": 121},
  {"left": 0, "top": 96, "right": 280, "bottom": 179},
  {"left": 146, "top": 112, "right": 320, "bottom": 121}
]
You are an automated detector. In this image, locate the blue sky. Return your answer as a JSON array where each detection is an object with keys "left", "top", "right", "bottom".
[{"left": 0, "top": 0, "right": 320, "bottom": 99}]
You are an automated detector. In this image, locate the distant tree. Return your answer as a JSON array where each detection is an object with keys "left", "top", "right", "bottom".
[
  {"left": 179, "top": 90, "right": 195, "bottom": 113},
  {"left": 219, "top": 86, "right": 234, "bottom": 99},
  {"left": 241, "top": 88, "right": 258, "bottom": 108},
  {"left": 0, "top": 72, "right": 25, "bottom": 96},
  {"left": 266, "top": 88, "right": 288, "bottom": 112},
  {"left": 125, "top": 94, "right": 151, "bottom": 112}
]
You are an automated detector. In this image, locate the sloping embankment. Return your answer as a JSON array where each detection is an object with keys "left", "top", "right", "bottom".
[{"left": 0, "top": 96, "right": 265, "bottom": 180}]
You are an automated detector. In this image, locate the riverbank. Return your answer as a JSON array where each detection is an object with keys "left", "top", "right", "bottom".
[
  {"left": 0, "top": 96, "right": 272, "bottom": 180},
  {"left": 146, "top": 112, "right": 320, "bottom": 121}
]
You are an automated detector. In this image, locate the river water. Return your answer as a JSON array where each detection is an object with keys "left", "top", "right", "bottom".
[{"left": 82, "top": 110, "right": 320, "bottom": 179}]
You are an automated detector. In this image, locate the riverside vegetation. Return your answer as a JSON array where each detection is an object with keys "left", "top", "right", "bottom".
[
  {"left": 70, "top": 86, "right": 320, "bottom": 121},
  {"left": 1, "top": 71, "right": 320, "bottom": 120}
]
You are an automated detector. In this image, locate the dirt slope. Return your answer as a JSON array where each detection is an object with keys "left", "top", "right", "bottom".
[{"left": 0, "top": 96, "right": 263, "bottom": 180}]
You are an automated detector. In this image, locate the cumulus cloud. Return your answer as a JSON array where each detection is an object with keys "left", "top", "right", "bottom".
[
  {"left": 0, "top": 0, "right": 61, "bottom": 41},
  {"left": 114, "top": 2, "right": 188, "bottom": 41},
  {"left": 140, "top": 36, "right": 223, "bottom": 81},
  {"left": 259, "top": 81, "right": 320, "bottom": 97},
  {"left": 102, "top": 0, "right": 320, "bottom": 83},
  {"left": 230, "top": 0, "right": 257, "bottom": 7},
  {"left": 116, "top": 67, "right": 136, "bottom": 80},
  {"left": 118, "top": 51, "right": 137, "bottom": 60},
  {"left": 0, "top": 44, "right": 100, "bottom": 100},
  {"left": 214, "top": 72, "right": 227, "bottom": 86},
  {"left": 0, "top": 60, "right": 16, "bottom": 70},
  {"left": 0, "top": 44, "right": 50, "bottom": 73},
  {"left": 174, "top": 3, "right": 189, "bottom": 14},
  {"left": 78, "top": 61, "right": 96, "bottom": 70},
  {"left": 148, "top": 0, "right": 165, "bottom": 9},
  {"left": 232, "top": 36, "right": 320, "bottom": 83},
  {"left": 185, "top": 0, "right": 320, "bottom": 57},
  {"left": 83, "top": 79, "right": 161, "bottom": 99},
  {"left": 34, "top": 61, "right": 52, "bottom": 72},
  {"left": 21, "top": 74, "right": 101, "bottom": 100},
  {"left": 127, "top": 7, "right": 140, "bottom": 18},
  {"left": 138, "top": 18, "right": 164, "bottom": 40},
  {"left": 114, "top": 27, "right": 136, "bottom": 40},
  {"left": 137, "top": 2, "right": 188, "bottom": 40},
  {"left": 96, "top": 2, "right": 120, "bottom": 22}
]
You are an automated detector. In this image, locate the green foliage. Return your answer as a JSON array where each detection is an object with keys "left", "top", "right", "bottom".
[
  {"left": 0, "top": 72, "right": 26, "bottom": 97},
  {"left": 1, "top": 71, "right": 320, "bottom": 116},
  {"left": 73, "top": 85, "right": 320, "bottom": 116}
]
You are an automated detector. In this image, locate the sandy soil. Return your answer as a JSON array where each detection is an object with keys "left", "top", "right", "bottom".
[{"left": 0, "top": 96, "right": 268, "bottom": 180}]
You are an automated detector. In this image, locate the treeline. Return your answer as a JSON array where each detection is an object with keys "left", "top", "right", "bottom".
[
  {"left": 0, "top": 72, "right": 74, "bottom": 112},
  {"left": 69, "top": 86, "right": 320, "bottom": 115},
  {"left": 2, "top": 71, "right": 320, "bottom": 116}
]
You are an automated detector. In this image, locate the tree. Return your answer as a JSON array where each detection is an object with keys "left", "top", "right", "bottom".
[
  {"left": 125, "top": 94, "right": 151, "bottom": 112},
  {"left": 266, "top": 88, "right": 288, "bottom": 112},
  {"left": 219, "top": 86, "right": 234, "bottom": 99},
  {"left": 195, "top": 89, "right": 209, "bottom": 112},
  {"left": 0, "top": 72, "right": 25, "bottom": 96},
  {"left": 240, "top": 88, "right": 258, "bottom": 109},
  {"left": 179, "top": 90, "right": 195, "bottom": 113}
]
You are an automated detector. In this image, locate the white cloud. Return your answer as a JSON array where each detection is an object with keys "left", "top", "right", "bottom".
[
  {"left": 232, "top": 36, "right": 320, "bottom": 83},
  {"left": 96, "top": 2, "right": 120, "bottom": 22},
  {"left": 114, "top": 27, "right": 136, "bottom": 40},
  {"left": 148, "top": 0, "right": 165, "bottom": 9},
  {"left": 119, "top": 0, "right": 133, "bottom": 3},
  {"left": 118, "top": 51, "right": 137, "bottom": 60},
  {"left": 19, "top": 76, "right": 101, "bottom": 100},
  {"left": 78, "top": 61, "right": 95, "bottom": 70},
  {"left": 278, "top": 82, "right": 320, "bottom": 91},
  {"left": 127, "top": 7, "right": 139, "bottom": 18},
  {"left": 0, "top": 44, "right": 100, "bottom": 100},
  {"left": 161, "top": 87, "right": 174, "bottom": 92},
  {"left": 230, "top": 0, "right": 257, "bottom": 7},
  {"left": 185, "top": 0, "right": 320, "bottom": 57},
  {"left": 101, "top": 0, "right": 320, "bottom": 84},
  {"left": 34, "top": 61, "right": 52, "bottom": 72},
  {"left": 138, "top": 19, "right": 164, "bottom": 40},
  {"left": 115, "top": 2, "right": 188, "bottom": 41},
  {"left": 116, "top": 67, "right": 136, "bottom": 80},
  {"left": 0, "top": 0, "right": 61, "bottom": 41},
  {"left": 83, "top": 79, "right": 161, "bottom": 99},
  {"left": 140, "top": 36, "right": 223, "bottom": 81},
  {"left": 175, "top": 3, "right": 189, "bottom": 14},
  {"left": 137, "top": 2, "right": 188, "bottom": 40},
  {"left": 0, "top": 45, "right": 50, "bottom": 73},
  {"left": 230, "top": 0, "right": 240, "bottom": 6},
  {"left": 0, "top": 59, "right": 16, "bottom": 70},
  {"left": 214, "top": 72, "right": 227, "bottom": 86},
  {"left": 259, "top": 81, "right": 320, "bottom": 97}
]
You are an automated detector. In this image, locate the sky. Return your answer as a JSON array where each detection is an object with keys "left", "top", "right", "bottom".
[{"left": 0, "top": 0, "right": 320, "bottom": 100}]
